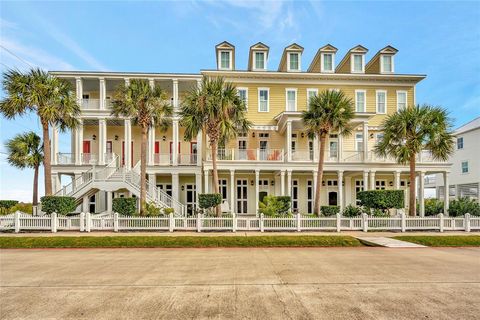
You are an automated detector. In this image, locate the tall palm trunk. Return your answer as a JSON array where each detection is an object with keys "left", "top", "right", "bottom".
[
  {"left": 32, "top": 165, "right": 39, "bottom": 205},
  {"left": 409, "top": 155, "right": 416, "bottom": 216},
  {"left": 140, "top": 125, "right": 148, "bottom": 215},
  {"left": 314, "top": 133, "right": 327, "bottom": 216},
  {"left": 42, "top": 120, "right": 52, "bottom": 195},
  {"left": 211, "top": 142, "right": 221, "bottom": 216}
]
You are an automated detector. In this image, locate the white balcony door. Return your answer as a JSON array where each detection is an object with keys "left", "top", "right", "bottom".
[
  {"left": 259, "top": 140, "right": 268, "bottom": 160},
  {"left": 292, "top": 180, "right": 299, "bottom": 213},
  {"left": 236, "top": 179, "right": 248, "bottom": 214},
  {"left": 185, "top": 184, "right": 196, "bottom": 215}
]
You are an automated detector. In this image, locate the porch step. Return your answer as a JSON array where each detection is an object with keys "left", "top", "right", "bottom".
[{"left": 356, "top": 237, "right": 426, "bottom": 248}]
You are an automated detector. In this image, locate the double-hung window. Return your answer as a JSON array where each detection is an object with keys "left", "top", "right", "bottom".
[
  {"left": 381, "top": 55, "right": 393, "bottom": 73},
  {"left": 255, "top": 52, "right": 265, "bottom": 70},
  {"left": 376, "top": 90, "right": 387, "bottom": 114},
  {"left": 457, "top": 137, "right": 464, "bottom": 149},
  {"left": 355, "top": 133, "right": 364, "bottom": 151},
  {"left": 219, "top": 51, "right": 231, "bottom": 70},
  {"left": 286, "top": 89, "right": 297, "bottom": 111},
  {"left": 307, "top": 89, "right": 317, "bottom": 110},
  {"left": 355, "top": 90, "right": 366, "bottom": 112},
  {"left": 258, "top": 88, "right": 269, "bottom": 112},
  {"left": 288, "top": 53, "right": 299, "bottom": 71},
  {"left": 462, "top": 161, "right": 469, "bottom": 173},
  {"left": 352, "top": 54, "right": 364, "bottom": 72},
  {"left": 322, "top": 53, "right": 333, "bottom": 72},
  {"left": 237, "top": 88, "right": 248, "bottom": 110},
  {"left": 397, "top": 91, "right": 407, "bottom": 110}
]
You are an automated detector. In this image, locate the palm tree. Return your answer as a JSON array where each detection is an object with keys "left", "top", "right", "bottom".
[
  {"left": 375, "top": 104, "right": 454, "bottom": 216},
  {"left": 5, "top": 132, "right": 43, "bottom": 205},
  {"left": 111, "top": 79, "right": 172, "bottom": 215},
  {"left": 302, "top": 90, "right": 354, "bottom": 215},
  {"left": 0, "top": 68, "right": 80, "bottom": 196},
  {"left": 180, "top": 76, "right": 251, "bottom": 216}
]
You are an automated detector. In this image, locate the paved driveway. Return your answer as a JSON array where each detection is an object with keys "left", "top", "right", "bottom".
[{"left": 1, "top": 247, "right": 479, "bottom": 319}]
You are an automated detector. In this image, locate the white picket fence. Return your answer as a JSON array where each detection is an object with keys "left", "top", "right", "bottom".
[{"left": 1, "top": 211, "right": 479, "bottom": 233}]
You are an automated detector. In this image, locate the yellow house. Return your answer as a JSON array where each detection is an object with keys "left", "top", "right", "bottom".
[{"left": 49, "top": 41, "right": 450, "bottom": 216}]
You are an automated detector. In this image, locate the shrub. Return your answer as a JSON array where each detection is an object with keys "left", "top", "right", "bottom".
[
  {"left": 198, "top": 194, "right": 222, "bottom": 210},
  {"left": 40, "top": 196, "right": 76, "bottom": 215},
  {"left": 449, "top": 198, "right": 480, "bottom": 217},
  {"left": 342, "top": 205, "right": 363, "bottom": 217},
  {"left": 112, "top": 197, "right": 137, "bottom": 216},
  {"left": 320, "top": 206, "right": 340, "bottom": 216},
  {"left": 163, "top": 207, "right": 174, "bottom": 216},
  {"left": 0, "top": 200, "right": 19, "bottom": 215},
  {"left": 357, "top": 190, "right": 404, "bottom": 213},
  {"left": 144, "top": 202, "right": 161, "bottom": 216},
  {"left": 11, "top": 202, "right": 33, "bottom": 214},
  {"left": 258, "top": 196, "right": 291, "bottom": 217},
  {"left": 419, "top": 199, "right": 444, "bottom": 216}
]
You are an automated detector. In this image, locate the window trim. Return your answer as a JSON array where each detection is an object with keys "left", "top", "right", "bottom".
[
  {"left": 321, "top": 53, "right": 335, "bottom": 73},
  {"left": 306, "top": 88, "right": 318, "bottom": 109},
  {"left": 218, "top": 50, "right": 232, "bottom": 70},
  {"left": 355, "top": 89, "right": 367, "bottom": 113},
  {"left": 396, "top": 90, "right": 408, "bottom": 111},
  {"left": 355, "top": 133, "right": 364, "bottom": 151},
  {"left": 285, "top": 88, "right": 297, "bottom": 111},
  {"left": 457, "top": 137, "right": 464, "bottom": 150},
  {"left": 258, "top": 87, "right": 270, "bottom": 112},
  {"left": 237, "top": 87, "right": 248, "bottom": 110},
  {"left": 375, "top": 90, "right": 387, "bottom": 114},
  {"left": 380, "top": 55, "right": 394, "bottom": 73},
  {"left": 253, "top": 51, "right": 267, "bottom": 71},
  {"left": 461, "top": 160, "right": 469, "bottom": 174},
  {"left": 287, "top": 52, "right": 301, "bottom": 72},
  {"left": 351, "top": 54, "right": 365, "bottom": 73}
]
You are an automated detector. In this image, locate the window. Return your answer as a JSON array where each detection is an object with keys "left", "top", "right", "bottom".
[
  {"left": 259, "top": 133, "right": 269, "bottom": 138},
  {"left": 375, "top": 180, "right": 386, "bottom": 190},
  {"left": 355, "top": 180, "right": 364, "bottom": 204},
  {"left": 376, "top": 133, "right": 384, "bottom": 144},
  {"left": 355, "top": 90, "right": 366, "bottom": 112},
  {"left": 307, "top": 180, "right": 313, "bottom": 213},
  {"left": 288, "top": 53, "right": 299, "bottom": 71},
  {"left": 327, "top": 180, "right": 338, "bottom": 186},
  {"left": 462, "top": 161, "right": 469, "bottom": 173},
  {"left": 352, "top": 54, "right": 364, "bottom": 72},
  {"left": 322, "top": 53, "right": 334, "bottom": 72},
  {"left": 237, "top": 88, "right": 248, "bottom": 109},
  {"left": 355, "top": 133, "right": 364, "bottom": 151},
  {"left": 457, "top": 137, "right": 464, "bottom": 149},
  {"left": 286, "top": 89, "right": 297, "bottom": 111},
  {"left": 376, "top": 90, "right": 387, "bottom": 114},
  {"left": 307, "top": 89, "right": 318, "bottom": 110},
  {"left": 381, "top": 55, "right": 393, "bottom": 73},
  {"left": 255, "top": 52, "right": 265, "bottom": 70},
  {"left": 220, "top": 51, "right": 231, "bottom": 70},
  {"left": 329, "top": 141, "right": 338, "bottom": 158},
  {"left": 218, "top": 179, "right": 227, "bottom": 200},
  {"left": 397, "top": 91, "right": 407, "bottom": 110},
  {"left": 258, "top": 88, "right": 269, "bottom": 112}
]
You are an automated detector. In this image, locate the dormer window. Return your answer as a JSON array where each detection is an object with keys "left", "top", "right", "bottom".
[
  {"left": 254, "top": 52, "right": 266, "bottom": 70},
  {"left": 352, "top": 54, "right": 364, "bottom": 73},
  {"left": 288, "top": 53, "right": 300, "bottom": 71},
  {"left": 381, "top": 55, "right": 393, "bottom": 73},
  {"left": 219, "top": 51, "right": 231, "bottom": 70},
  {"left": 321, "top": 53, "right": 334, "bottom": 72}
]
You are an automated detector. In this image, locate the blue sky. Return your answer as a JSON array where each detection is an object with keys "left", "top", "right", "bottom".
[{"left": 1, "top": 0, "right": 479, "bottom": 202}]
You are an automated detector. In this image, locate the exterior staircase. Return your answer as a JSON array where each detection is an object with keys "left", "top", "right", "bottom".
[{"left": 54, "top": 154, "right": 186, "bottom": 216}]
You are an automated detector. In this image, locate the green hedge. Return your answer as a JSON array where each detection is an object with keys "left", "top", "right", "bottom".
[
  {"left": 449, "top": 198, "right": 480, "bottom": 217},
  {"left": 342, "top": 204, "right": 363, "bottom": 217},
  {"left": 258, "top": 196, "right": 291, "bottom": 216},
  {"left": 420, "top": 199, "right": 444, "bottom": 216},
  {"left": 320, "top": 206, "right": 340, "bottom": 216},
  {"left": 0, "top": 200, "right": 19, "bottom": 215},
  {"left": 40, "top": 196, "right": 76, "bottom": 215},
  {"left": 357, "top": 190, "right": 404, "bottom": 210},
  {"left": 198, "top": 193, "right": 222, "bottom": 209},
  {"left": 112, "top": 197, "right": 137, "bottom": 216}
]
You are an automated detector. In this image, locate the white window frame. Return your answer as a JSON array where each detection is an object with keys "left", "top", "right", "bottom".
[
  {"left": 355, "top": 133, "right": 364, "bottom": 151},
  {"left": 355, "top": 89, "right": 366, "bottom": 113},
  {"left": 287, "top": 52, "right": 301, "bottom": 72},
  {"left": 380, "top": 55, "right": 394, "bottom": 73},
  {"left": 396, "top": 90, "right": 408, "bottom": 111},
  {"left": 253, "top": 51, "right": 267, "bottom": 71},
  {"left": 306, "top": 88, "right": 318, "bottom": 110},
  {"left": 375, "top": 90, "right": 387, "bottom": 114},
  {"left": 457, "top": 137, "right": 464, "bottom": 150},
  {"left": 285, "top": 88, "right": 297, "bottom": 111},
  {"left": 321, "top": 53, "right": 335, "bottom": 73},
  {"left": 258, "top": 88, "right": 270, "bottom": 112},
  {"left": 237, "top": 87, "right": 248, "bottom": 110},
  {"left": 461, "top": 161, "right": 469, "bottom": 174},
  {"left": 218, "top": 50, "right": 232, "bottom": 70},
  {"left": 351, "top": 54, "right": 365, "bottom": 73}
]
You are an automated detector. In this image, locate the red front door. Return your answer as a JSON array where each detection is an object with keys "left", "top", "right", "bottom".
[
  {"left": 154, "top": 141, "right": 160, "bottom": 154},
  {"left": 122, "top": 141, "right": 134, "bottom": 167},
  {"left": 83, "top": 141, "right": 91, "bottom": 154}
]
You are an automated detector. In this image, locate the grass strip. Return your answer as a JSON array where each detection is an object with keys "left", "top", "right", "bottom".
[
  {"left": 394, "top": 235, "right": 480, "bottom": 247},
  {"left": 0, "top": 235, "right": 363, "bottom": 248}
]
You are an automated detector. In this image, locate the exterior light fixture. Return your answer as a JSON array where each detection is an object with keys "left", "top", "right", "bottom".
[
  {"left": 181, "top": 185, "right": 185, "bottom": 191},
  {"left": 301, "top": 132, "right": 305, "bottom": 138},
  {"left": 162, "top": 136, "right": 166, "bottom": 141},
  {"left": 114, "top": 135, "right": 119, "bottom": 141},
  {"left": 92, "top": 135, "right": 96, "bottom": 141},
  {"left": 250, "top": 180, "right": 254, "bottom": 186},
  {"left": 252, "top": 132, "right": 256, "bottom": 138},
  {"left": 271, "top": 180, "right": 275, "bottom": 186}
]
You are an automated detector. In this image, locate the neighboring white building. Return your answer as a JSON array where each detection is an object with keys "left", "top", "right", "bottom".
[{"left": 433, "top": 117, "right": 480, "bottom": 201}]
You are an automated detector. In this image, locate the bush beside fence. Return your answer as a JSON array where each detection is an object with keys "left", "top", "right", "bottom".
[{"left": 1, "top": 211, "right": 479, "bottom": 233}]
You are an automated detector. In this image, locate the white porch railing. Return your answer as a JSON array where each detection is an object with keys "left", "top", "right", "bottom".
[
  {"left": 342, "top": 151, "right": 364, "bottom": 162},
  {"left": 207, "top": 149, "right": 284, "bottom": 161},
  {"left": 178, "top": 154, "right": 197, "bottom": 165},
  {"left": 153, "top": 153, "right": 172, "bottom": 165},
  {"left": 81, "top": 99, "right": 100, "bottom": 110},
  {"left": 57, "top": 153, "right": 75, "bottom": 164}
]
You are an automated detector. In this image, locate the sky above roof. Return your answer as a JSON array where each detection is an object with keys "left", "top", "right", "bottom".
[{"left": 1, "top": 0, "right": 479, "bottom": 201}]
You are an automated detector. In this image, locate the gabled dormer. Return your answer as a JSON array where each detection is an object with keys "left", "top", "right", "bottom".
[
  {"left": 248, "top": 42, "right": 269, "bottom": 71},
  {"left": 365, "top": 45, "right": 398, "bottom": 74},
  {"left": 278, "top": 43, "right": 304, "bottom": 72},
  {"left": 335, "top": 45, "right": 368, "bottom": 74},
  {"left": 215, "top": 41, "right": 235, "bottom": 71},
  {"left": 308, "top": 44, "right": 338, "bottom": 73}
]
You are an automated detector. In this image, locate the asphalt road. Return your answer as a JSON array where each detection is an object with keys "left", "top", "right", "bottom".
[{"left": 1, "top": 247, "right": 479, "bottom": 319}]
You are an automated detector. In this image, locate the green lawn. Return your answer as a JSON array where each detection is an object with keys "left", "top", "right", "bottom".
[
  {"left": 394, "top": 235, "right": 480, "bottom": 247},
  {"left": 0, "top": 235, "right": 364, "bottom": 248}
]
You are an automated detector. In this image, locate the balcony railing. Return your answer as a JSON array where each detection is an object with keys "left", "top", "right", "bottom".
[
  {"left": 81, "top": 153, "right": 97, "bottom": 165},
  {"left": 57, "top": 153, "right": 75, "bottom": 165},
  {"left": 291, "top": 150, "right": 313, "bottom": 161},
  {"left": 153, "top": 153, "right": 172, "bottom": 165},
  {"left": 81, "top": 99, "right": 100, "bottom": 110},
  {"left": 342, "top": 151, "right": 364, "bottom": 162},
  {"left": 207, "top": 149, "right": 284, "bottom": 161},
  {"left": 178, "top": 154, "right": 197, "bottom": 165}
]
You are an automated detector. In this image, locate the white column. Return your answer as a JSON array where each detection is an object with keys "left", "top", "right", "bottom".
[
  {"left": 99, "top": 78, "right": 106, "bottom": 110},
  {"left": 363, "top": 170, "right": 369, "bottom": 191},
  {"left": 52, "top": 174, "right": 61, "bottom": 194},
  {"left": 125, "top": 78, "right": 130, "bottom": 86},
  {"left": 255, "top": 169, "right": 260, "bottom": 215},
  {"left": 443, "top": 171, "right": 449, "bottom": 215},
  {"left": 338, "top": 170, "right": 344, "bottom": 211},
  {"left": 345, "top": 176, "right": 352, "bottom": 205},
  {"left": 280, "top": 170, "right": 286, "bottom": 196},
  {"left": 98, "top": 119, "right": 106, "bottom": 165},
  {"left": 313, "top": 170, "right": 318, "bottom": 197},
  {"left": 369, "top": 171, "right": 376, "bottom": 190},
  {"left": 172, "top": 173, "right": 179, "bottom": 203},
  {"left": 75, "top": 120, "right": 83, "bottom": 165},
  {"left": 51, "top": 124, "right": 59, "bottom": 165},
  {"left": 148, "top": 125, "right": 155, "bottom": 166},
  {"left": 196, "top": 129, "right": 202, "bottom": 166},
  {"left": 313, "top": 134, "right": 319, "bottom": 162},
  {"left": 419, "top": 171, "right": 425, "bottom": 217},
  {"left": 286, "top": 121, "right": 292, "bottom": 162},
  {"left": 106, "top": 191, "right": 113, "bottom": 213},
  {"left": 394, "top": 171, "right": 401, "bottom": 190},
  {"left": 173, "top": 79, "right": 179, "bottom": 111},
  {"left": 76, "top": 77, "right": 83, "bottom": 105},
  {"left": 287, "top": 170, "right": 292, "bottom": 198},
  {"left": 82, "top": 195, "right": 89, "bottom": 213},
  {"left": 172, "top": 119, "right": 179, "bottom": 166},
  {"left": 230, "top": 170, "right": 235, "bottom": 213},
  {"left": 124, "top": 119, "right": 132, "bottom": 168},
  {"left": 148, "top": 174, "right": 156, "bottom": 195},
  {"left": 149, "top": 78, "right": 155, "bottom": 89},
  {"left": 337, "top": 134, "right": 343, "bottom": 162},
  {"left": 195, "top": 172, "right": 203, "bottom": 196},
  {"left": 363, "top": 121, "right": 369, "bottom": 162},
  {"left": 204, "top": 169, "right": 209, "bottom": 193}
]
